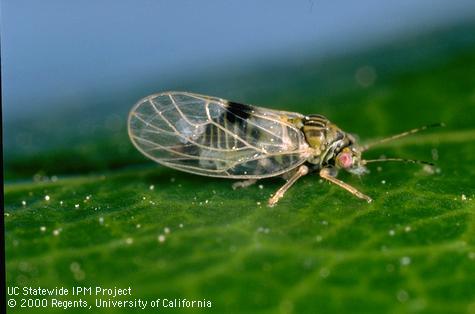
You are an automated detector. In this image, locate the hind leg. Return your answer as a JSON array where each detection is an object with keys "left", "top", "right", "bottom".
[
  {"left": 232, "top": 179, "right": 258, "bottom": 190},
  {"left": 268, "top": 165, "right": 309, "bottom": 207}
]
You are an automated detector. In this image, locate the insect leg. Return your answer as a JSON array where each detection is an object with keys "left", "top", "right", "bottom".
[
  {"left": 319, "top": 168, "right": 373, "bottom": 203},
  {"left": 268, "top": 165, "right": 309, "bottom": 207},
  {"left": 232, "top": 179, "right": 258, "bottom": 190}
]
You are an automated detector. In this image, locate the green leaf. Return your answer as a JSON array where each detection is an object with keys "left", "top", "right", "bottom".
[{"left": 5, "top": 26, "right": 475, "bottom": 313}]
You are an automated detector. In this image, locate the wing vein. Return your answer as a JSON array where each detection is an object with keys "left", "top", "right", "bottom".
[
  {"left": 205, "top": 102, "right": 260, "bottom": 151},
  {"left": 169, "top": 94, "right": 199, "bottom": 127},
  {"left": 148, "top": 99, "right": 241, "bottom": 152}
]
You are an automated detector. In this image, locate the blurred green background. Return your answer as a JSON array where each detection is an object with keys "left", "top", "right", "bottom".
[{"left": 4, "top": 1, "right": 475, "bottom": 314}]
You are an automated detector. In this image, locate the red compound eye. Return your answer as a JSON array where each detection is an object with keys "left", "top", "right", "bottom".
[{"left": 338, "top": 153, "right": 353, "bottom": 168}]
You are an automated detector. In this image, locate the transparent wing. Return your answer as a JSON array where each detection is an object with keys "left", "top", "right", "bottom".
[{"left": 128, "top": 91, "right": 311, "bottom": 178}]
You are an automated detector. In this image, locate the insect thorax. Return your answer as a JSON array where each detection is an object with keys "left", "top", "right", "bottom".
[{"left": 301, "top": 115, "right": 350, "bottom": 166}]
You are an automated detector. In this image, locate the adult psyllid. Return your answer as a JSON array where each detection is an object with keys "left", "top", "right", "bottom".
[{"left": 73, "top": 286, "right": 132, "bottom": 297}]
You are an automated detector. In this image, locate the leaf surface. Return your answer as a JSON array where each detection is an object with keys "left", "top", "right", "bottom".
[{"left": 5, "top": 27, "right": 475, "bottom": 314}]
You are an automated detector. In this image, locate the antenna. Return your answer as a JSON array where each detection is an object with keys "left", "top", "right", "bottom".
[
  {"left": 361, "top": 123, "right": 445, "bottom": 151},
  {"left": 362, "top": 158, "right": 434, "bottom": 166}
]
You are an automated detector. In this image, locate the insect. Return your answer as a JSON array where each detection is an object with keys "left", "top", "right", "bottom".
[{"left": 128, "top": 91, "right": 441, "bottom": 206}]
